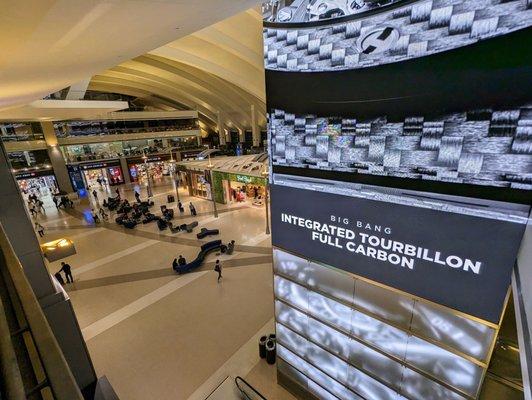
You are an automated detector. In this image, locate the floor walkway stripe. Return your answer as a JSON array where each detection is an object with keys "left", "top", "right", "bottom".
[
  {"left": 82, "top": 271, "right": 207, "bottom": 341},
  {"left": 186, "top": 317, "right": 275, "bottom": 400},
  {"left": 75, "top": 240, "right": 158, "bottom": 276}
]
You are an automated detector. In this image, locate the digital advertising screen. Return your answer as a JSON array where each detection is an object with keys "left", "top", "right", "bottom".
[{"left": 264, "top": 0, "right": 532, "bottom": 203}]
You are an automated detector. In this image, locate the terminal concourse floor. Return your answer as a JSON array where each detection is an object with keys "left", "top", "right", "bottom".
[{"left": 29, "top": 182, "right": 294, "bottom": 400}]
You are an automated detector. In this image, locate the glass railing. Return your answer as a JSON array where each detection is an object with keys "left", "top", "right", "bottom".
[
  {"left": 0, "top": 222, "right": 83, "bottom": 400},
  {"left": 235, "top": 376, "right": 267, "bottom": 400},
  {"left": 55, "top": 119, "right": 199, "bottom": 138}
]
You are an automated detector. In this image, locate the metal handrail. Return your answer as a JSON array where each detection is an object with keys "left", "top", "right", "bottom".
[
  {"left": 235, "top": 376, "right": 267, "bottom": 400},
  {"left": 0, "top": 222, "right": 83, "bottom": 400}
]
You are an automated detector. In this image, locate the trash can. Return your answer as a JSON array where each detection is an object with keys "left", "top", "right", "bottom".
[
  {"left": 266, "top": 339, "right": 276, "bottom": 365},
  {"left": 259, "top": 335, "right": 268, "bottom": 359},
  {"left": 167, "top": 194, "right": 175, "bottom": 203}
]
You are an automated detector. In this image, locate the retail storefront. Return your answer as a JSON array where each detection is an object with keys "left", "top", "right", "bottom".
[
  {"left": 15, "top": 168, "right": 58, "bottom": 195},
  {"left": 176, "top": 154, "right": 268, "bottom": 203},
  {"left": 212, "top": 171, "right": 266, "bottom": 205},
  {"left": 126, "top": 154, "right": 172, "bottom": 186},
  {"left": 67, "top": 160, "right": 124, "bottom": 191}
]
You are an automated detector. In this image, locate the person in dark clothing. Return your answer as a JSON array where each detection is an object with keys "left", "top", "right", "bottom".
[
  {"left": 178, "top": 255, "right": 187, "bottom": 266},
  {"left": 52, "top": 196, "right": 59, "bottom": 209},
  {"left": 214, "top": 259, "right": 222, "bottom": 283},
  {"left": 227, "top": 240, "right": 235, "bottom": 255},
  {"left": 172, "top": 258, "right": 178, "bottom": 270},
  {"left": 60, "top": 262, "right": 73, "bottom": 283},
  {"left": 92, "top": 189, "right": 98, "bottom": 202},
  {"left": 34, "top": 222, "right": 45, "bottom": 237},
  {"left": 189, "top": 202, "right": 197, "bottom": 216},
  {"left": 115, "top": 188, "right": 120, "bottom": 199},
  {"left": 134, "top": 190, "right": 141, "bottom": 203},
  {"left": 178, "top": 201, "right": 184, "bottom": 213}
]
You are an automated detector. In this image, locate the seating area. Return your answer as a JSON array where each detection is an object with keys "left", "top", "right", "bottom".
[
  {"left": 172, "top": 240, "right": 227, "bottom": 274},
  {"left": 196, "top": 227, "right": 219, "bottom": 239},
  {"left": 168, "top": 221, "right": 198, "bottom": 234}
]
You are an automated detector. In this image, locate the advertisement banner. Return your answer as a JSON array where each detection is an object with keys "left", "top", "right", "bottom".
[{"left": 271, "top": 184, "right": 526, "bottom": 323}]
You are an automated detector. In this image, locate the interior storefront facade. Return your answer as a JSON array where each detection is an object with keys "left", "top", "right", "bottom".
[
  {"left": 60, "top": 136, "right": 199, "bottom": 163},
  {"left": 15, "top": 170, "right": 57, "bottom": 196},
  {"left": 215, "top": 172, "right": 266, "bottom": 206},
  {"left": 127, "top": 154, "right": 173, "bottom": 187}
]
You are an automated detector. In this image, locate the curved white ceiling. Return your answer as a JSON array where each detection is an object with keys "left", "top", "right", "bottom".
[
  {"left": 0, "top": 0, "right": 260, "bottom": 109},
  {"left": 89, "top": 8, "right": 266, "bottom": 131}
]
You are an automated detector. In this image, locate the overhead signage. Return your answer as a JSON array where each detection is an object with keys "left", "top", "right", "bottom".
[
  {"left": 271, "top": 184, "right": 527, "bottom": 323},
  {"left": 127, "top": 154, "right": 171, "bottom": 164},
  {"left": 78, "top": 160, "right": 120, "bottom": 170},
  {"left": 236, "top": 174, "right": 253, "bottom": 184},
  {"left": 15, "top": 169, "right": 55, "bottom": 179}
]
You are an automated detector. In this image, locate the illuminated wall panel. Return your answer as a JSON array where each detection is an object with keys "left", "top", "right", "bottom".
[{"left": 273, "top": 248, "right": 496, "bottom": 400}]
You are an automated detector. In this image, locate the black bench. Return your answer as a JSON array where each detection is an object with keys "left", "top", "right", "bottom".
[
  {"left": 173, "top": 240, "right": 227, "bottom": 274},
  {"left": 196, "top": 228, "right": 219, "bottom": 239},
  {"left": 157, "top": 219, "right": 168, "bottom": 231},
  {"left": 123, "top": 219, "right": 137, "bottom": 229}
]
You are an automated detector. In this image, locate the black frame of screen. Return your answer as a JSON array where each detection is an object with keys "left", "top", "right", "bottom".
[{"left": 273, "top": 165, "right": 532, "bottom": 205}]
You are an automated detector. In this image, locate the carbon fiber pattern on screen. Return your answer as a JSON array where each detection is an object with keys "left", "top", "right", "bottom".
[
  {"left": 264, "top": 0, "right": 532, "bottom": 71},
  {"left": 270, "top": 106, "right": 532, "bottom": 189}
]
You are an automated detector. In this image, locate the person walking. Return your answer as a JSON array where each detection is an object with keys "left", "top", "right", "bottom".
[
  {"left": 214, "top": 259, "right": 222, "bottom": 283},
  {"left": 91, "top": 209, "right": 100, "bottom": 223},
  {"left": 52, "top": 196, "right": 59, "bottom": 209},
  {"left": 134, "top": 189, "right": 141, "bottom": 203},
  {"left": 189, "top": 202, "right": 197, "bottom": 216},
  {"left": 178, "top": 201, "right": 184, "bottom": 213},
  {"left": 115, "top": 188, "right": 121, "bottom": 199},
  {"left": 37, "top": 199, "right": 46, "bottom": 214},
  {"left": 99, "top": 208, "right": 109, "bottom": 221},
  {"left": 60, "top": 262, "right": 73, "bottom": 283},
  {"left": 29, "top": 202, "right": 37, "bottom": 217},
  {"left": 92, "top": 189, "right": 98, "bottom": 202},
  {"left": 34, "top": 222, "right": 45, "bottom": 237}
]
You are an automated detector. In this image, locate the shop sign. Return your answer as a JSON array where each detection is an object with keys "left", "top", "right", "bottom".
[
  {"left": 127, "top": 154, "right": 171, "bottom": 164},
  {"left": 271, "top": 184, "right": 527, "bottom": 323},
  {"left": 236, "top": 174, "right": 253, "bottom": 184},
  {"left": 78, "top": 160, "right": 120, "bottom": 170},
  {"left": 15, "top": 169, "right": 54, "bottom": 180}
]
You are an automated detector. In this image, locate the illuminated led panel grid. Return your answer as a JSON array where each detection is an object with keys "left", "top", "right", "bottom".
[
  {"left": 273, "top": 248, "right": 498, "bottom": 400},
  {"left": 263, "top": 0, "right": 532, "bottom": 72},
  {"left": 269, "top": 106, "right": 532, "bottom": 190}
]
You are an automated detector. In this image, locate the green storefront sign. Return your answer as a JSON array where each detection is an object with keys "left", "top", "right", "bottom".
[{"left": 211, "top": 171, "right": 267, "bottom": 204}]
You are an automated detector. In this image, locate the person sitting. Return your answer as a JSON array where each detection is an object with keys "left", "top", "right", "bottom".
[
  {"left": 178, "top": 255, "right": 187, "bottom": 266},
  {"left": 172, "top": 258, "right": 178, "bottom": 270},
  {"left": 226, "top": 240, "right": 235, "bottom": 255}
]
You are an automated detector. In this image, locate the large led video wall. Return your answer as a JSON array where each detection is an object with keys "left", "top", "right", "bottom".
[
  {"left": 264, "top": 0, "right": 532, "bottom": 202},
  {"left": 264, "top": 1, "right": 532, "bottom": 399}
]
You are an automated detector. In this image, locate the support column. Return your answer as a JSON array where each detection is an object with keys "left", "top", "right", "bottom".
[
  {"left": 514, "top": 217, "right": 532, "bottom": 400},
  {"left": 41, "top": 122, "right": 73, "bottom": 193},
  {"left": 0, "top": 141, "right": 96, "bottom": 390},
  {"left": 238, "top": 128, "right": 245, "bottom": 143},
  {"left": 120, "top": 157, "right": 131, "bottom": 185},
  {"left": 217, "top": 111, "right": 226, "bottom": 146},
  {"left": 251, "top": 104, "right": 261, "bottom": 148}
]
